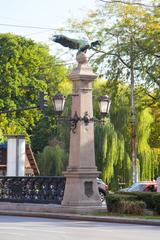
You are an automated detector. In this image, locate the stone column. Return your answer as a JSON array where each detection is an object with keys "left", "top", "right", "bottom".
[
  {"left": 62, "top": 53, "right": 103, "bottom": 213},
  {"left": 157, "top": 177, "right": 160, "bottom": 192},
  {"left": 6, "top": 135, "right": 25, "bottom": 176}
]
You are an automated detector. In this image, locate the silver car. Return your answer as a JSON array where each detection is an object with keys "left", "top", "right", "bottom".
[{"left": 97, "top": 178, "right": 108, "bottom": 202}]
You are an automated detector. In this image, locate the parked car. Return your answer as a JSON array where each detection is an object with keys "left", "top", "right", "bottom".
[
  {"left": 119, "top": 181, "right": 157, "bottom": 193},
  {"left": 97, "top": 178, "right": 108, "bottom": 202}
]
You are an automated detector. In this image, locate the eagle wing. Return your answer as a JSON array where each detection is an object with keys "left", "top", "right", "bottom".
[{"left": 52, "top": 35, "right": 80, "bottom": 50}]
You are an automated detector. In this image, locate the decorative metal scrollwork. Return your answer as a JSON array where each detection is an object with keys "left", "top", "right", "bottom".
[
  {"left": 70, "top": 111, "right": 94, "bottom": 133},
  {"left": 0, "top": 176, "right": 66, "bottom": 204}
]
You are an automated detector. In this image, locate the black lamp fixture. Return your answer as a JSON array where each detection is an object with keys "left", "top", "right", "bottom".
[
  {"left": 53, "top": 92, "right": 66, "bottom": 115},
  {"left": 53, "top": 93, "right": 111, "bottom": 133},
  {"left": 99, "top": 95, "right": 111, "bottom": 117}
]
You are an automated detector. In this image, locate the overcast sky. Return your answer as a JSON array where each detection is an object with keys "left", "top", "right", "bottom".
[{"left": 0, "top": 0, "right": 97, "bottom": 44}]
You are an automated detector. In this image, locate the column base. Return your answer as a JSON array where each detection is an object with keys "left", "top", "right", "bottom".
[
  {"left": 60, "top": 205, "right": 107, "bottom": 214},
  {"left": 62, "top": 169, "right": 102, "bottom": 207}
]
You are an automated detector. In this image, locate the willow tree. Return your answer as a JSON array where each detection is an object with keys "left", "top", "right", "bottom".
[
  {"left": 95, "top": 120, "right": 132, "bottom": 189},
  {"left": 93, "top": 78, "right": 159, "bottom": 189},
  {"left": 36, "top": 140, "right": 68, "bottom": 176},
  {"left": 93, "top": 79, "right": 132, "bottom": 189},
  {"left": 137, "top": 108, "right": 158, "bottom": 180},
  {"left": 65, "top": 1, "right": 160, "bottom": 183}
]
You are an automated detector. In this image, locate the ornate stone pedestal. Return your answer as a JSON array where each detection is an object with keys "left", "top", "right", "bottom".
[{"left": 62, "top": 53, "right": 104, "bottom": 213}]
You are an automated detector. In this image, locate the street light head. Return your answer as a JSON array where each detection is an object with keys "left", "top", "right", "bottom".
[
  {"left": 53, "top": 92, "right": 66, "bottom": 115},
  {"left": 99, "top": 95, "right": 111, "bottom": 117}
]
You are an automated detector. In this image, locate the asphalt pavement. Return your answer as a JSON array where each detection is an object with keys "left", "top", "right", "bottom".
[
  {"left": 0, "top": 215, "right": 159, "bottom": 240},
  {"left": 0, "top": 209, "right": 160, "bottom": 226},
  {"left": 0, "top": 202, "right": 159, "bottom": 227}
]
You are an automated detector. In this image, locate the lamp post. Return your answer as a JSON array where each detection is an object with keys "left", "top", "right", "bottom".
[{"left": 53, "top": 52, "right": 111, "bottom": 214}]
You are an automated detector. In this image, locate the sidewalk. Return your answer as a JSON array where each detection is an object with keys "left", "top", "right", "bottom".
[{"left": 0, "top": 209, "right": 160, "bottom": 226}]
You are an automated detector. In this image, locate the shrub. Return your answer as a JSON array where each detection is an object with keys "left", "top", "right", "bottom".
[
  {"left": 118, "top": 192, "right": 154, "bottom": 209},
  {"left": 107, "top": 193, "right": 137, "bottom": 213},
  {"left": 107, "top": 194, "right": 121, "bottom": 212},
  {"left": 119, "top": 200, "right": 146, "bottom": 215},
  {"left": 153, "top": 194, "right": 160, "bottom": 214},
  {"left": 118, "top": 192, "right": 160, "bottom": 213}
]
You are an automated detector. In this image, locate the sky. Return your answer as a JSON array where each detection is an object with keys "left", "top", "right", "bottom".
[{"left": 0, "top": 0, "right": 97, "bottom": 45}]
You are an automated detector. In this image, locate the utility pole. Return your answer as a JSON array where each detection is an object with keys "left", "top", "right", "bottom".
[{"left": 130, "top": 36, "right": 137, "bottom": 184}]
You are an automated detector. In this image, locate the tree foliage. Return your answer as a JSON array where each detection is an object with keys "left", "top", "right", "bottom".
[
  {"left": 36, "top": 139, "right": 68, "bottom": 176},
  {"left": 0, "top": 33, "right": 71, "bottom": 176},
  {"left": 61, "top": 0, "right": 160, "bottom": 187},
  {"left": 67, "top": 1, "right": 160, "bottom": 92},
  {"left": 137, "top": 108, "right": 155, "bottom": 180},
  {"left": 93, "top": 79, "right": 159, "bottom": 188},
  {"left": 0, "top": 33, "right": 70, "bottom": 143}
]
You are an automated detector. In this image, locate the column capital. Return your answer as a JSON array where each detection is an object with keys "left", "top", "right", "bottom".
[{"left": 69, "top": 52, "right": 97, "bottom": 82}]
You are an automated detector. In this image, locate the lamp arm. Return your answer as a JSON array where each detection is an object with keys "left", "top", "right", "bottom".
[{"left": 57, "top": 111, "right": 108, "bottom": 134}]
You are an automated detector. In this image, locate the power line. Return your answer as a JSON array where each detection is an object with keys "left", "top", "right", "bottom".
[
  {"left": 0, "top": 23, "right": 80, "bottom": 33},
  {"left": 24, "top": 29, "right": 53, "bottom": 37}
]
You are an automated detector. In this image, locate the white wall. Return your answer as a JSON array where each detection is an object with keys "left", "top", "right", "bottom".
[{"left": 7, "top": 135, "right": 25, "bottom": 176}]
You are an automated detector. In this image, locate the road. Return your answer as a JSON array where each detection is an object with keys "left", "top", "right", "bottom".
[{"left": 0, "top": 215, "right": 159, "bottom": 240}]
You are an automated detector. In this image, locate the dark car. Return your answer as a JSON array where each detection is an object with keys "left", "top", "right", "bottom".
[
  {"left": 119, "top": 181, "right": 157, "bottom": 193},
  {"left": 97, "top": 178, "right": 108, "bottom": 202}
]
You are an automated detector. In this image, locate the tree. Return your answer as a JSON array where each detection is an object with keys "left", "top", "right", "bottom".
[
  {"left": 36, "top": 139, "right": 68, "bottom": 176},
  {"left": 0, "top": 33, "right": 69, "bottom": 143},
  {"left": 65, "top": 1, "right": 160, "bottom": 183},
  {"left": 137, "top": 108, "right": 155, "bottom": 180},
  {"left": 93, "top": 79, "right": 132, "bottom": 188},
  {"left": 93, "top": 78, "right": 159, "bottom": 188},
  {"left": 66, "top": 1, "right": 159, "bottom": 89}
]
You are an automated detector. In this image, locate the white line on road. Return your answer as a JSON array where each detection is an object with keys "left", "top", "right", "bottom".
[
  {"left": 0, "top": 225, "right": 113, "bottom": 234},
  {"left": 0, "top": 231, "right": 25, "bottom": 236},
  {"left": 0, "top": 226, "right": 63, "bottom": 234}
]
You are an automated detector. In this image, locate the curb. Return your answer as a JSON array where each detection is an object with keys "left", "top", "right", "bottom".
[{"left": 0, "top": 210, "right": 160, "bottom": 226}]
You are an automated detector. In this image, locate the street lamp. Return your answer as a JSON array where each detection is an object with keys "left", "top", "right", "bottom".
[
  {"left": 53, "top": 92, "right": 66, "bottom": 115},
  {"left": 53, "top": 93, "right": 111, "bottom": 133},
  {"left": 99, "top": 95, "right": 111, "bottom": 117}
]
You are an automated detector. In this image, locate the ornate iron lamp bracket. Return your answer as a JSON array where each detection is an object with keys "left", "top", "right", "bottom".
[{"left": 70, "top": 111, "right": 95, "bottom": 133}]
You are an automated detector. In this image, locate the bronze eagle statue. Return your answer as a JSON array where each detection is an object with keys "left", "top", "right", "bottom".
[{"left": 52, "top": 35, "right": 101, "bottom": 54}]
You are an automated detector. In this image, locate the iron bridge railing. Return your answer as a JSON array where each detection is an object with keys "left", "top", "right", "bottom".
[{"left": 0, "top": 176, "right": 66, "bottom": 204}]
